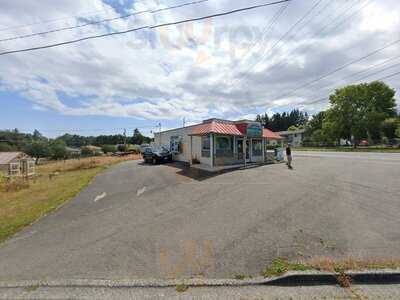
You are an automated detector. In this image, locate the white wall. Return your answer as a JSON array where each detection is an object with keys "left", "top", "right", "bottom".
[{"left": 154, "top": 128, "right": 211, "bottom": 165}]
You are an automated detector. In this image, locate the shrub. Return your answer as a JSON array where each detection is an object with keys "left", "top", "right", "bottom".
[
  {"left": 101, "top": 145, "right": 117, "bottom": 154},
  {"left": 0, "top": 176, "right": 30, "bottom": 192},
  {"left": 129, "top": 144, "right": 141, "bottom": 154}
]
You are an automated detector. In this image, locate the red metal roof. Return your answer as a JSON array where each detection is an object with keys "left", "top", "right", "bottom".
[
  {"left": 190, "top": 120, "right": 282, "bottom": 139},
  {"left": 191, "top": 121, "right": 243, "bottom": 136},
  {"left": 263, "top": 128, "right": 283, "bottom": 140}
]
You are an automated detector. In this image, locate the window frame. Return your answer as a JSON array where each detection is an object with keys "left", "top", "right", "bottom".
[{"left": 252, "top": 139, "right": 263, "bottom": 157}]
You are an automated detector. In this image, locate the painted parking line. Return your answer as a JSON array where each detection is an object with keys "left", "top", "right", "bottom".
[
  {"left": 94, "top": 192, "right": 107, "bottom": 202},
  {"left": 136, "top": 186, "right": 147, "bottom": 196}
]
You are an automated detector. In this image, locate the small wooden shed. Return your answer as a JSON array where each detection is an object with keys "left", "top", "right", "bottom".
[{"left": 0, "top": 152, "right": 35, "bottom": 177}]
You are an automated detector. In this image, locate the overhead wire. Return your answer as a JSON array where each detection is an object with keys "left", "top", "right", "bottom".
[
  {"left": 226, "top": 0, "right": 324, "bottom": 89},
  {"left": 0, "top": 0, "right": 291, "bottom": 56},
  {"left": 269, "top": 37, "right": 400, "bottom": 103},
  {"left": 258, "top": 0, "right": 372, "bottom": 79},
  {"left": 301, "top": 67, "right": 400, "bottom": 106},
  {"left": 0, "top": 0, "right": 210, "bottom": 43}
]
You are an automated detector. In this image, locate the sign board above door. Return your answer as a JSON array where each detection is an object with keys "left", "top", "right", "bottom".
[{"left": 246, "top": 122, "right": 263, "bottom": 137}]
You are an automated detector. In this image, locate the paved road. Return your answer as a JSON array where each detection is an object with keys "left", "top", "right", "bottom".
[
  {"left": 0, "top": 153, "right": 399, "bottom": 281},
  {"left": 2, "top": 284, "right": 400, "bottom": 299}
]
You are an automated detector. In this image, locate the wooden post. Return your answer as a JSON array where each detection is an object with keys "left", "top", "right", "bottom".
[
  {"left": 244, "top": 136, "right": 247, "bottom": 168},
  {"left": 262, "top": 138, "right": 266, "bottom": 163},
  {"left": 190, "top": 135, "right": 193, "bottom": 165},
  {"left": 210, "top": 134, "right": 214, "bottom": 168}
]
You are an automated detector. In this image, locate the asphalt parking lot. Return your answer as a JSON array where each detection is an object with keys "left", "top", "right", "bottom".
[{"left": 0, "top": 152, "right": 399, "bottom": 281}]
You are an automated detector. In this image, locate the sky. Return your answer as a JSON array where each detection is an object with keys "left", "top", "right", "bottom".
[{"left": 0, "top": 0, "right": 399, "bottom": 138}]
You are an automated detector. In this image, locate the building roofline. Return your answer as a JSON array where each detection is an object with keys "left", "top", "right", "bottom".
[{"left": 277, "top": 129, "right": 306, "bottom": 135}]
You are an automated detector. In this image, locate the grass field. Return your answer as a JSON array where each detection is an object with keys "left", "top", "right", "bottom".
[
  {"left": 0, "top": 155, "right": 140, "bottom": 243},
  {"left": 295, "top": 146, "right": 400, "bottom": 153}
]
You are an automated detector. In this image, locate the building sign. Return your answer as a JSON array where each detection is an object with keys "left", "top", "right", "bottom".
[{"left": 246, "top": 122, "right": 263, "bottom": 137}]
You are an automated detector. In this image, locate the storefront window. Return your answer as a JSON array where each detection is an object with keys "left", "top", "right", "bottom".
[
  {"left": 216, "top": 136, "right": 233, "bottom": 157},
  {"left": 252, "top": 139, "right": 262, "bottom": 156},
  {"left": 201, "top": 136, "right": 210, "bottom": 157},
  {"left": 216, "top": 136, "right": 231, "bottom": 150}
]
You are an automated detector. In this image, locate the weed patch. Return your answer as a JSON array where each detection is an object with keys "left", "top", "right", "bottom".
[
  {"left": 263, "top": 258, "right": 310, "bottom": 277},
  {"left": 0, "top": 177, "right": 30, "bottom": 192},
  {"left": 175, "top": 284, "right": 189, "bottom": 293},
  {"left": 307, "top": 257, "right": 400, "bottom": 272}
]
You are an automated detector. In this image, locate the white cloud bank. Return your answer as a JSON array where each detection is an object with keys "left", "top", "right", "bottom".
[{"left": 0, "top": 0, "right": 399, "bottom": 122}]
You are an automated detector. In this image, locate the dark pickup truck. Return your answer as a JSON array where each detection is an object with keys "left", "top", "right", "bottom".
[{"left": 143, "top": 146, "right": 173, "bottom": 164}]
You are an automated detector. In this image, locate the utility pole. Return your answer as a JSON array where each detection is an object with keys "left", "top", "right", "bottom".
[
  {"left": 123, "top": 128, "right": 127, "bottom": 150},
  {"left": 157, "top": 123, "right": 161, "bottom": 146},
  {"left": 183, "top": 117, "right": 186, "bottom": 128}
]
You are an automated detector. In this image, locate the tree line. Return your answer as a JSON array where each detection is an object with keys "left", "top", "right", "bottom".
[
  {"left": 256, "top": 109, "right": 309, "bottom": 132},
  {"left": 256, "top": 81, "right": 399, "bottom": 147},
  {"left": 0, "top": 128, "right": 152, "bottom": 162}
]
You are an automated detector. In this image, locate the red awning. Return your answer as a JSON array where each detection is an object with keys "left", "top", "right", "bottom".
[
  {"left": 190, "top": 120, "right": 282, "bottom": 139},
  {"left": 263, "top": 128, "right": 283, "bottom": 140},
  {"left": 190, "top": 121, "right": 243, "bottom": 136}
]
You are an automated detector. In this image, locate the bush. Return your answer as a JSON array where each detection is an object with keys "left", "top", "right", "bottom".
[
  {"left": 381, "top": 136, "right": 389, "bottom": 145},
  {"left": 129, "top": 144, "right": 141, "bottom": 154},
  {"left": 0, "top": 176, "right": 30, "bottom": 192},
  {"left": 49, "top": 141, "right": 68, "bottom": 160},
  {"left": 101, "top": 145, "right": 117, "bottom": 154}
]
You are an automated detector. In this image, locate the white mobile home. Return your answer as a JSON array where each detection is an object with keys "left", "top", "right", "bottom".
[{"left": 154, "top": 118, "right": 283, "bottom": 168}]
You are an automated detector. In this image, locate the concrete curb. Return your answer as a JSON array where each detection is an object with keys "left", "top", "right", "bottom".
[{"left": 0, "top": 270, "right": 399, "bottom": 288}]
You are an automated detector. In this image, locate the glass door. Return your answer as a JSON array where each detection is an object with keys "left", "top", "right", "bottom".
[
  {"left": 246, "top": 139, "right": 250, "bottom": 162},
  {"left": 237, "top": 139, "right": 243, "bottom": 160}
]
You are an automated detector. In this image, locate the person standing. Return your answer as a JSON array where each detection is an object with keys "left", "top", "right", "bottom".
[{"left": 286, "top": 144, "right": 293, "bottom": 169}]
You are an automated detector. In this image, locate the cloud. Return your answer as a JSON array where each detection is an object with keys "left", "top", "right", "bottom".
[{"left": 0, "top": 0, "right": 399, "bottom": 123}]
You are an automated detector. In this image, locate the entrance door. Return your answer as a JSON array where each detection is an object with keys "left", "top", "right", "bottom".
[
  {"left": 245, "top": 139, "right": 250, "bottom": 162},
  {"left": 237, "top": 139, "right": 243, "bottom": 160}
]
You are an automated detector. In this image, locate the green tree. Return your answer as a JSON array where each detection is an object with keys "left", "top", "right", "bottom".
[
  {"left": 0, "top": 142, "right": 16, "bottom": 152},
  {"left": 381, "top": 118, "right": 400, "bottom": 141},
  {"left": 101, "top": 144, "right": 117, "bottom": 154},
  {"left": 49, "top": 141, "right": 68, "bottom": 160},
  {"left": 395, "top": 127, "right": 400, "bottom": 139},
  {"left": 326, "top": 81, "right": 396, "bottom": 147},
  {"left": 132, "top": 128, "right": 145, "bottom": 145},
  {"left": 306, "top": 111, "right": 326, "bottom": 133},
  {"left": 256, "top": 109, "right": 308, "bottom": 131},
  {"left": 24, "top": 141, "right": 51, "bottom": 164},
  {"left": 32, "top": 129, "right": 45, "bottom": 141}
]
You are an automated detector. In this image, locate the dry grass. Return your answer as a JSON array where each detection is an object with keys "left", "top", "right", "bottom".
[
  {"left": 0, "top": 177, "right": 30, "bottom": 192},
  {"left": 38, "top": 155, "right": 139, "bottom": 174},
  {"left": 306, "top": 257, "right": 400, "bottom": 272},
  {"left": 0, "top": 155, "right": 141, "bottom": 243}
]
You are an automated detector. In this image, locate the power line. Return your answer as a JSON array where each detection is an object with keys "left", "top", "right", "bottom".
[
  {"left": 0, "top": 7, "right": 116, "bottom": 33},
  {"left": 0, "top": 0, "right": 209, "bottom": 43},
  {"left": 231, "top": 2, "right": 290, "bottom": 68},
  {"left": 299, "top": 54, "right": 400, "bottom": 97},
  {"left": 270, "top": 37, "right": 400, "bottom": 102},
  {"left": 259, "top": 0, "right": 372, "bottom": 79},
  {"left": 0, "top": 0, "right": 290, "bottom": 56},
  {"left": 150, "top": 0, "right": 291, "bottom": 29},
  {"left": 0, "top": 9, "right": 150, "bottom": 43},
  {"left": 302, "top": 68, "right": 400, "bottom": 106},
  {"left": 230, "top": 0, "right": 371, "bottom": 95},
  {"left": 227, "top": 0, "right": 323, "bottom": 89}
]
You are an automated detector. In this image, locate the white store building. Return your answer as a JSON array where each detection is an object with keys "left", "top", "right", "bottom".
[{"left": 154, "top": 118, "right": 283, "bottom": 169}]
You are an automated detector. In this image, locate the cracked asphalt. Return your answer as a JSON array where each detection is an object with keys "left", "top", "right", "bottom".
[{"left": 0, "top": 152, "right": 399, "bottom": 281}]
